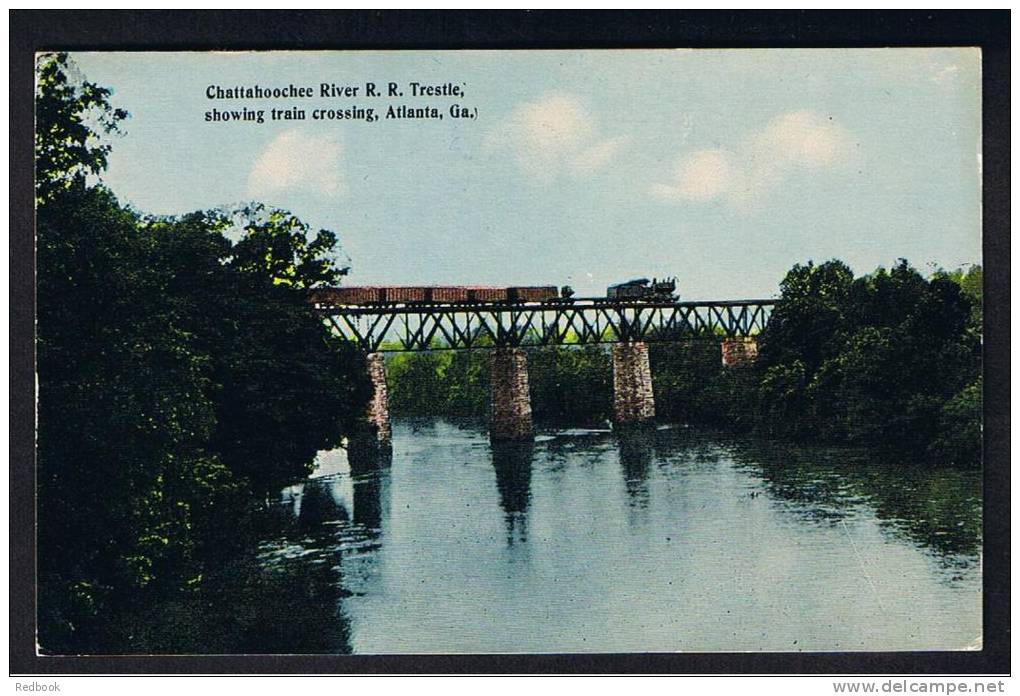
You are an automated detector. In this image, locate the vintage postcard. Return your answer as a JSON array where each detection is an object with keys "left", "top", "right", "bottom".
[{"left": 33, "top": 47, "right": 983, "bottom": 657}]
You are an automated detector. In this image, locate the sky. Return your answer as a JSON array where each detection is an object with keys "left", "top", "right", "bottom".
[{"left": 70, "top": 49, "right": 982, "bottom": 300}]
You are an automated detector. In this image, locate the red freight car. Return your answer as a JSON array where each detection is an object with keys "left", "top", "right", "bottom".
[
  {"left": 336, "top": 286, "right": 383, "bottom": 304},
  {"left": 308, "top": 286, "right": 382, "bottom": 306},
  {"left": 432, "top": 287, "right": 470, "bottom": 303},
  {"left": 507, "top": 286, "right": 559, "bottom": 303},
  {"left": 467, "top": 286, "right": 508, "bottom": 302},
  {"left": 311, "top": 284, "right": 562, "bottom": 307},
  {"left": 382, "top": 286, "right": 429, "bottom": 303}
]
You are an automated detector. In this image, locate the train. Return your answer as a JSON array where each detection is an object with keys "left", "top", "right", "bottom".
[
  {"left": 309, "top": 277, "right": 677, "bottom": 307},
  {"left": 308, "top": 285, "right": 561, "bottom": 307},
  {"left": 606, "top": 277, "right": 677, "bottom": 301}
]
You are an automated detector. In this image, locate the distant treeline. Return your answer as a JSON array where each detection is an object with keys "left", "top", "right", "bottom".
[
  {"left": 36, "top": 53, "right": 370, "bottom": 653},
  {"left": 388, "top": 260, "right": 982, "bottom": 468}
]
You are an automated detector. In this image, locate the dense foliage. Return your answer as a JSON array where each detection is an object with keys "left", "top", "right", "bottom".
[
  {"left": 36, "top": 53, "right": 370, "bottom": 652},
  {"left": 388, "top": 342, "right": 614, "bottom": 426},
  {"left": 751, "top": 259, "right": 981, "bottom": 465},
  {"left": 387, "top": 261, "right": 982, "bottom": 467}
]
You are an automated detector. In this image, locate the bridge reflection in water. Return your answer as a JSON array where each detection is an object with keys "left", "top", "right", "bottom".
[
  {"left": 491, "top": 440, "right": 534, "bottom": 547},
  {"left": 616, "top": 427, "right": 654, "bottom": 511}
]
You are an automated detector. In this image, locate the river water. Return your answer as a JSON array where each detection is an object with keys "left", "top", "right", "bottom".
[{"left": 253, "top": 418, "right": 981, "bottom": 654}]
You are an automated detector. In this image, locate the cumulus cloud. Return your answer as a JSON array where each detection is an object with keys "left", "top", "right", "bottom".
[
  {"left": 248, "top": 129, "right": 345, "bottom": 199},
  {"left": 486, "top": 92, "right": 627, "bottom": 181},
  {"left": 651, "top": 149, "right": 735, "bottom": 201},
  {"left": 652, "top": 110, "right": 853, "bottom": 208}
]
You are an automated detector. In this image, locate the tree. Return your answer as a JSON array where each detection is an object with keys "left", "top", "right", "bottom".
[
  {"left": 386, "top": 350, "right": 451, "bottom": 416},
  {"left": 35, "top": 53, "right": 127, "bottom": 204},
  {"left": 227, "top": 203, "right": 351, "bottom": 289},
  {"left": 758, "top": 259, "right": 854, "bottom": 372},
  {"left": 146, "top": 210, "right": 371, "bottom": 494},
  {"left": 36, "top": 181, "right": 239, "bottom": 652},
  {"left": 649, "top": 333, "right": 723, "bottom": 424},
  {"left": 529, "top": 345, "right": 612, "bottom": 425},
  {"left": 36, "top": 52, "right": 370, "bottom": 652},
  {"left": 752, "top": 259, "right": 981, "bottom": 461}
]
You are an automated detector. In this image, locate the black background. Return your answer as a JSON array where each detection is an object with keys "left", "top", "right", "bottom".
[{"left": 9, "top": 10, "right": 1010, "bottom": 675}]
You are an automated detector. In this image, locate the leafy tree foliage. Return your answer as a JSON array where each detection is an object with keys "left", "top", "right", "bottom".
[
  {"left": 753, "top": 259, "right": 981, "bottom": 463},
  {"left": 35, "top": 52, "right": 127, "bottom": 203},
  {"left": 386, "top": 350, "right": 453, "bottom": 416},
  {"left": 227, "top": 203, "right": 351, "bottom": 288},
  {"left": 36, "top": 53, "right": 369, "bottom": 652},
  {"left": 386, "top": 344, "right": 611, "bottom": 427},
  {"left": 648, "top": 334, "right": 723, "bottom": 424},
  {"left": 528, "top": 346, "right": 612, "bottom": 425}
]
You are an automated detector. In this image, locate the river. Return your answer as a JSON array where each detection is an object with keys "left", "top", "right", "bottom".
[{"left": 248, "top": 418, "right": 981, "bottom": 654}]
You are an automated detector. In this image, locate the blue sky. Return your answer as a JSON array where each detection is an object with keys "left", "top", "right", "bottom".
[{"left": 71, "top": 49, "right": 981, "bottom": 300}]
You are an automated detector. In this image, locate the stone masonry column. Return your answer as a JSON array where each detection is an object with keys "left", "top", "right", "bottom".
[
  {"left": 720, "top": 338, "right": 759, "bottom": 367},
  {"left": 364, "top": 352, "right": 392, "bottom": 448},
  {"left": 490, "top": 347, "right": 533, "bottom": 441},
  {"left": 612, "top": 342, "right": 656, "bottom": 425}
]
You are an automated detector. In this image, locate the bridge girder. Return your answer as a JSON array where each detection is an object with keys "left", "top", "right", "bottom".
[{"left": 318, "top": 299, "right": 776, "bottom": 353}]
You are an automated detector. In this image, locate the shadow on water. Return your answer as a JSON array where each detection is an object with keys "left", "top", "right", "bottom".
[
  {"left": 347, "top": 437, "right": 393, "bottom": 477},
  {"left": 718, "top": 435, "right": 982, "bottom": 568},
  {"left": 120, "top": 474, "right": 361, "bottom": 654},
  {"left": 162, "top": 444, "right": 396, "bottom": 655},
  {"left": 491, "top": 440, "right": 534, "bottom": 546},
  {"left": 599, "top": 424, "right": 980, "bottom": 570}
]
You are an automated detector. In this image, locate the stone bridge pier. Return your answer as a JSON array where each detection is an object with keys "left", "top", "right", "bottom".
[
  {"left": 612, "top": 342, "right": 656, "bottom": 426},
  {"left": 720, "top": 338, "right": 759, "bottom": 367},
  {"left": 490, "top": 347, "right": 533, "bottom": 441},
  {"left": 360, "top": 351, "right": 392, "bottom": 449},
  {"left": 348, "top": 352, "right": 393, "bottom": 473}
]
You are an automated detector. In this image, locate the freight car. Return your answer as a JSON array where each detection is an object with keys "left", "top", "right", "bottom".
[{"left": 308, "top": 285, "right": 562, "bottom": 307}]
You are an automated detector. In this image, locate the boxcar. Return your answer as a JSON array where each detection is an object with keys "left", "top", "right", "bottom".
[
  {"left": 470, "top": 287, "right": 508, "bottom": 302},
  {"left": 507, "top": 286, "right": 559, "bottom": 303},
  {"left": 308, "top": 286, "right": 382, "bottom": 306},
  {"left": 432, "top": 287, "right": 470, "bottom": 303},
  {"left": 382, "top": 286, "right": 429, "bottom": 303}
]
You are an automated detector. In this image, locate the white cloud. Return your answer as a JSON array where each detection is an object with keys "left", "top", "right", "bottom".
[
  {"left": 247, "top": 129, "right": 345, "bottom": 199},
  {"left": 652, "top": 149, "right": 736, "bottom": 201},
  {"left": 486, "top": 92, "right": 627, "bottom": 182},
  {"left": 652, "top": 110, "right": 853, "bottom": 208}
]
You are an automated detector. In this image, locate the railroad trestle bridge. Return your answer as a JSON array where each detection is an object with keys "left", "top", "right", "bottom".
[{"left": 313, "top": 294, "right": 777, "bottom": 446}]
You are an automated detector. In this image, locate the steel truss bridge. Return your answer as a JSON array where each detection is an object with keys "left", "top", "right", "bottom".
[{"left": 315, "top": 297, "right": 777, "bottom": 353}]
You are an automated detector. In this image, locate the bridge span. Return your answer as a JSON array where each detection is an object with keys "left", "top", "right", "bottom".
[{"left": 311, "top": 291, "right": 777, "bottom": 447}]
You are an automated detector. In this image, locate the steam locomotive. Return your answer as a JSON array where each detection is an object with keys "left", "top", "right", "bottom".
[
  {"left": 309, "top": 277, "right": 677, "bottom": 308},
  {"left": 605, "top": 277, "right": 677, "bottom": 301}
]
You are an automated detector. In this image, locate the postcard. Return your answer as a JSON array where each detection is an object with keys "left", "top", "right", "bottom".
[{"left": 33, "top": 47, "right": 983, "bottom": 656}]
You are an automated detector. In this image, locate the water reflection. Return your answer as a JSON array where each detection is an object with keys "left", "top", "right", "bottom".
[
  {"left": 491, "top": 440, "right": 533, "bottom": 546},
  {"left": 295, "top": 476, "right": 350, "bottom": 532},
  {"left": 616, "top": 427, "right": 653, "bottom": 510},
  {"left": 348, "top": 437, "right": 393, "bottom": 476},
  {"left": 723, "top": 437, "right": 982, "bottom": 568},
  {"left": 242, "top": 419, "right": 981, "bottom": 653},
  {"left": 229, "top": 549, "right": 353, "bottom": 654},
  {"left": 232, "top": 457, "right": 392, "bottom": 653},
  {"left": 353, "top": 472, "right": 387, "bottom": 531}
]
